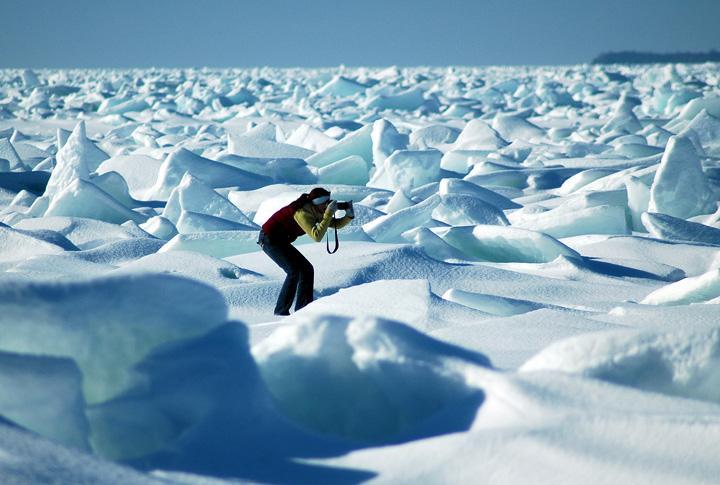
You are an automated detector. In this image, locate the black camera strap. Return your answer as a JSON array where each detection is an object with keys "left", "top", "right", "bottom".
[{"left": 326, "top": 225, "right": 339, "bottom": 254}]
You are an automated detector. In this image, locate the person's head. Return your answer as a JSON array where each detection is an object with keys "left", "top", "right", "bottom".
[{"left": 308, "top": 187, "right": 331, "bottom": 211}]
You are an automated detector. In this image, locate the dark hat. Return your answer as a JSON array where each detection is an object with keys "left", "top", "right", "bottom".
[{"left": 308, "top": 187, "right": 331, "bottom": 205}]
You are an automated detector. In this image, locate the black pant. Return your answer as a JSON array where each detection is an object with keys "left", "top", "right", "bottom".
[{"left": 258, "top": 232, "right": 314, "bottom": 315}]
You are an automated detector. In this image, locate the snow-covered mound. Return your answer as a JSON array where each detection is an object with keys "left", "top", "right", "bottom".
[
  {"left": 432, "top": 225, "right": 580, "bottom": 263},
  {"left": 89, "top": 322, "right": 281, "bottom": 463},
  {"left": 0, "top": 273, "right": 228, "bottom": 404},
  {"left": 0, "top": 351, "right": 88, "bottom": 450},
  {"left": 442, "top": 288, "right": 542, "bottom": 316},
  {"left": 641, "top": 268, "right": 720, "bottom": 305},
  {"left": 318, "top": 369, "right": 720, "bottom": 484},
  {"left": 520, "top": 325, "right": 720, "bottom": 405},
  {"left": 0, "top": 224, "right": 70, "bottom": 262},
  {"left": 253, "top": 314, "right": 490, "bottom": 442},
  {"left": 0, "top": 421, "right": 159, "bottom": 484},
  {"left": 114, "top": 250, "right": 262, "bottom": 287},
  {"left": 13, "top": 216, "right": 149, "bottom": 250}
]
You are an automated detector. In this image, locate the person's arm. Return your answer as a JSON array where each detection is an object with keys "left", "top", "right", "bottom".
[
  {"left": 294, "top": 206, "right": 334, "bottom": 242},
  {"left": 330, "top": 214, "right": 353, "bottom": 230}
]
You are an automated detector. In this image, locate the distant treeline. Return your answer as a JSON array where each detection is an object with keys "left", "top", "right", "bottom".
[{"left": 592, "top": 50, "right": 720, "bottom": 65}]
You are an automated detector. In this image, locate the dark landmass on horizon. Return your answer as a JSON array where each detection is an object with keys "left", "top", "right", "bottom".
[{"left": 593, "top": 50, "right": 720, "bottom": 65}]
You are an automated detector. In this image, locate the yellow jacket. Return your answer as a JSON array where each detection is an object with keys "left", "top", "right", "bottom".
[{"left": 293, "top": 202, "right": 353, "bottom": 242}]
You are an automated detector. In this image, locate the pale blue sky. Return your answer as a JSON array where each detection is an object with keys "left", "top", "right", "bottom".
[{"left": 1, "top": 0, "right": 719, "bottom": 68}]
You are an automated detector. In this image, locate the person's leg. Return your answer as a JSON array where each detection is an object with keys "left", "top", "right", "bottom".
[
  {"left": 273, "top": 243, "right": 315, "bottom": 311},
  {"left": 261, "top": 241, "right": 301, "bottom": 315},
  {"left": 292, "top": 248, "right": 314, "bottom": 311}
]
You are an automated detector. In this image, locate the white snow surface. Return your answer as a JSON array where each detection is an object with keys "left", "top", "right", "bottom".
[{"left": 0, "top": 64, "right": 720, "bottom": 484}]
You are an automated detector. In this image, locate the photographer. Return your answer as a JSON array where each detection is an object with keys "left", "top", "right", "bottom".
[{"left": 258, "top": 187, "right": 354, "bottom": 316}]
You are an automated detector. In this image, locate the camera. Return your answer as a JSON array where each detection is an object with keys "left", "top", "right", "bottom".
[{"left": 336, "top": 201, "right": 352, "bottom": 210}]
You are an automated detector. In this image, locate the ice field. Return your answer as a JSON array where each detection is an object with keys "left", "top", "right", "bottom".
[{"left": 0, "top": 63, "right": 720, "bottom": 483}]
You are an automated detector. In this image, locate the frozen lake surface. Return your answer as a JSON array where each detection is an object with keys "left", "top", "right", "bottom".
[{"left": 0, "top": 64, "right": 719, "bottom": 483}]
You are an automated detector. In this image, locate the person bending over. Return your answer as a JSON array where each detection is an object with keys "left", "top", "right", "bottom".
[{"left": 258, "top": 187, "right": 354, "bottom": 316}]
